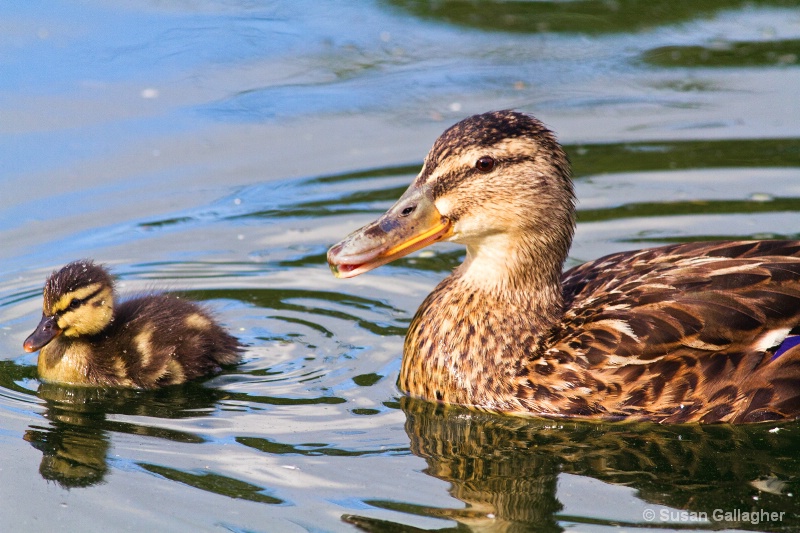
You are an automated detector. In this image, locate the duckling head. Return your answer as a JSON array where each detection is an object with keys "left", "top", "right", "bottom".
[
  {"left": 328, "top": 111, "right": 575, "bottom": 289},
  {"left": 24, "top": 260, "right": 115, "bottom": 352}
]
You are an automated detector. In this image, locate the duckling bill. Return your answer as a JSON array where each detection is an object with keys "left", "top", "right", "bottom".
[
  {"left": 24, "top": 260, "right": 242, "bottom": 388},
  {"left": 329, "top": 110, "right": 800, "bottom": 423}
]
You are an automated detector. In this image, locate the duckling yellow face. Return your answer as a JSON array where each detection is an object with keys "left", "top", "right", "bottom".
[
  {"left": 328, "top": 111, "right": 575, "bottom": 279},
  {"left": 24, "top": 260, "right": 115, "bottom": 352},
  {"left": 50, "top": 282, "right": 114, "bottom": 338}
]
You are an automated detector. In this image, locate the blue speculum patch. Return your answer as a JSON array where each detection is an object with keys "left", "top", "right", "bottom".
[{"left": 773, "top": 335, "right": 800, "bottom": 359}]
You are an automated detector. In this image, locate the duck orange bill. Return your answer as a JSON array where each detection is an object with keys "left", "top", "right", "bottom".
[
  {"left": 23, "top": 315, "right": 62, "bottom": 353},
  {"left": 327, "top": 184, "right": 452, "bottom": 279}
]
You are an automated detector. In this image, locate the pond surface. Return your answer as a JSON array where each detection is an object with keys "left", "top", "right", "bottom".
[{"left": 2, "top": 1, "right": 800, "bottom": 531}]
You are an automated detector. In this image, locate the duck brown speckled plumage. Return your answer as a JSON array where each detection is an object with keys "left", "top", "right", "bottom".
[
  {"left": 24, "top": 260, "right": 242, "bottom": 388},
  {"left": 328, "top": 110, "right": 800, "bottom": 423}
]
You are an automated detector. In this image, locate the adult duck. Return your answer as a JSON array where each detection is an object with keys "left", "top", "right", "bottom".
[{"left": 328, "top": 110, "right": 800, "bottom": 423}]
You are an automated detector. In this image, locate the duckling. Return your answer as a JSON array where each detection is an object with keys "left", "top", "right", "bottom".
[
  {"left": 328, "top": 110, "right": 800, "bottom": 423},
  {"left": 23, "top": 260, "right": 241, "bottom": 388}
]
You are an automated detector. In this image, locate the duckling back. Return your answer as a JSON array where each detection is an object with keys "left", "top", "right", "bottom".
[{"left": 81, "top": 294, "right": 242, "bottom": 388}]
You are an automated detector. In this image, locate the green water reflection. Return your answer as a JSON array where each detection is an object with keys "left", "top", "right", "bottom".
[
  {"left": 180, "top": 287, "right": 408, "bottom": 337},
  {"left": 644, "top": 39, "right": 800, "bottom": 68},
  {"left": 578, "top": 197, "right": 800, "bottom": 224},
  {"left": 569, "top": 138, "right": 800, "bottom": 177},
  {"left": 237, "top": 436, "right": 407, "bottom": 458},
  {"left": 387, "top": 0, "right": 799, "bottom": 34},
  {"left": 139, "top": 464, "right": 284, "bottom": 505}
]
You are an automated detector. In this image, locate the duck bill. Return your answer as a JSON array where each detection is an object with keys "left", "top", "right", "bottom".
[
  {"left": 23, "top": 315, "right": 62, "bottom": 353},
  {"left": 328, "top": 184, "right": 452, "bottom": 279}
]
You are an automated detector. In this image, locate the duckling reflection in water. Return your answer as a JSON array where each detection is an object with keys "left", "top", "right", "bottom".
[
  {"left": 23, "top": 260, "right": 242, "bottom": 388},
  {"left": 329, "top": 110, "right": 800, "bottom": 423},
  {"left": 24, "top": 382, "right": 224, "bottom": 488}
]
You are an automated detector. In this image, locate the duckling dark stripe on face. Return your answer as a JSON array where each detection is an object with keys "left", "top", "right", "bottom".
[
  {"left": 55, "top": 284, "right": 114, "bottom": 337},
  {"left": 51, "top": 283, "right": 104, "bottom": 314}
]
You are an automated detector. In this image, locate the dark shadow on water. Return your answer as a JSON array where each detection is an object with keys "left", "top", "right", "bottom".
[{"left": 345, "top": 398, "right": 800, "bottom": 532}]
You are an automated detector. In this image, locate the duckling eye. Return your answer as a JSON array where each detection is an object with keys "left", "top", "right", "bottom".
[
  {"left": 475, "top": 156, "right": 495, "bottom": 172},
  {"left": 400, "top": 205, "right": 416, "bottom": 217},
  {"left": 67, "top": 299, "right": 80, "bottom": 310}
]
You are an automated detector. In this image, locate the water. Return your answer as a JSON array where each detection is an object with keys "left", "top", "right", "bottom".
[{"left": 2, "top": 1, "right": 800, "bottom": 531}]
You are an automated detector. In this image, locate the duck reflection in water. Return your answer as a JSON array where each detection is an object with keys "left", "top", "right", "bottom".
[
  {"left": 345, "top": 398, "right": 800, "bottom": 532},
  {"left": 24, "top": 382, "right": 224, "bottom": 488}
]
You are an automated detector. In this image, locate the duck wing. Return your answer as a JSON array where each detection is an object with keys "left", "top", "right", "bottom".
[{"left": 539, "top": 240, "right": 800, "bottom": 422}]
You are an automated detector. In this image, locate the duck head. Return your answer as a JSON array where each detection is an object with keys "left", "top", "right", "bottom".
[
  {"left": 24, "top": 260, "right": 115, "bottom": 352},
  {"left": 328, "top": 111, "right": 576, "bottom": 288}
]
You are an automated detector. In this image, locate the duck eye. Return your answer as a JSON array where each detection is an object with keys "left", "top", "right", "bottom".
[
  {"left": 400, "top": 205, "right": 416, "bottom": 217},
  {"left": 475, "top": 156, "right": 495, "bottom": 172},
  {"left": 68, "top": 299, "right": 80, "bottom": 310}
]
